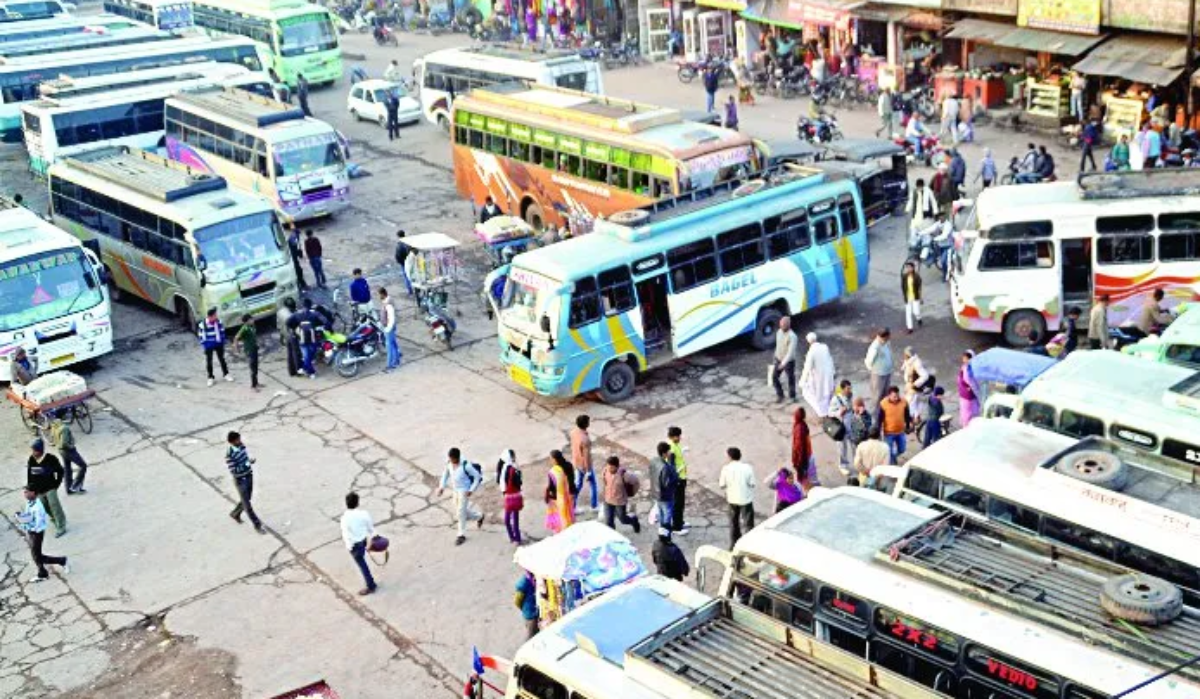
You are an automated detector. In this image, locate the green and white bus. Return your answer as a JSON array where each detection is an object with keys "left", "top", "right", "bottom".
[
  {"left": 191, "top": 0, "right": 339, "bottom": 87},
  {"left": 48, "top": 146, "right": 298, "bottom": 328}
]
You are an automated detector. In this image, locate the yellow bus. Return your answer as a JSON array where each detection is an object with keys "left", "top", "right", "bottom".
[{"left": 451, "top": 83, "right": 759, "bottom": 230}]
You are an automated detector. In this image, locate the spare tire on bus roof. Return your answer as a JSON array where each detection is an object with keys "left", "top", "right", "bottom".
[
  {"left": 1053, "top": 449, "right": 1129, "bottom": 491},
  {"left": 609, "top": 210, "right": 649, "bottom": 226},
  {"left": 1100, "top": 573, "right": 1183, "bottom": 626}
]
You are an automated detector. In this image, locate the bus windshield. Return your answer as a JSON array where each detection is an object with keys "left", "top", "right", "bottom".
[
  {"left": 278, "top": 13, "right": 335, "bottom": 57},
  {"left": 0, "top": 248, "right": 103, "bottom": 331},
  {"left": 501, "top": 268, "right": 557, "bottom": 326},
  {"left": 272, "top": 134, "right": 343, "bottom": 176},
  {"left": 194, "top": 212, "right": 284, "bottom": 282}
]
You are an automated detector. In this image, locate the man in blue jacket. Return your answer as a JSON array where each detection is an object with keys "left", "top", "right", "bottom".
[{"left": 198, "top": 307, "right": 232, "bottom": 387}]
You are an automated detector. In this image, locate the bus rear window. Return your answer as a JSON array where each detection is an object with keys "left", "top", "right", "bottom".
[
  {"left": 554, "top": 71, "right": 588, "bottom": 91},
  {"left": 1097, "top": 235, "right": 1154, "bottom": 264},
  {"left": 985, "top": 221, "right": 1052, "bottom": 239},
  {"left": 979, "top": 241, "right": 1052, "bottom": 270},
  {"left": 964, "top": 645, "right": 1059, "bottom": 699}
]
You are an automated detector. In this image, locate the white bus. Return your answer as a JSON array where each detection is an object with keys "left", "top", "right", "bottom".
[
  {"left": 48, "top": 146, "right": 298, "bottom": 328},
  {"left": 0, "top": 26, "right": 175, "bottom": 59},
  {"left": 0, "top": 0, "right": 71, "bottom": 22},
  {"left": 163, "top": 87, "right": 349, "bottom": 222},
  {"left": 0, "top": 195, "right": 112, "bottom": 382},
  {"left": 22, "top": 64, "right": 271, "bottom": 176},
  {"left": 413, "top": 45, "right": 603, "bottom": 130},
  {"left": 103, "top": 0, "right": 194, "bottom": 31},
  {"left": 35, "top": 60, "right": 267, "bottom": 99},
  {"left": 0, "top": 35, "right": 265, "bottom": 142},
  {"left": 0, "top": 14, "right": 141, "bottom": 44},
  {"left": 697, "top": 487, "right": 1200, "bottom": 698},
  {"left": 888, "top": 419, "right": 1200, "bottom": 606},
  {"left": 951, "top": 170, "right": 1200, "bottom": 345}
]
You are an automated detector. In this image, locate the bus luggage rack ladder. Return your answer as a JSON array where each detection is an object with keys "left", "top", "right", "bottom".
[
  {"left": 884, "top": 519, "right": 1200, "bottom": 678},
  {"left": 639, "top": 164, "right": 824, "bottom": 221},
  {"left": 1077, "top": 169, "right": 1200, "bottom": 200}
]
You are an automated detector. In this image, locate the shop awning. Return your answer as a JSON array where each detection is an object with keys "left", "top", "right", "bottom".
[
  {"left": 946, "top": 18, "right": 1014, "bottom": 44},
  {"left": 994, "top": 28, "right": 1106, "bottom": 56},
  {"left": 697, "top": 0, "right": 748, "bottom": 10},
  {"left": 1073, "top": 35, "right": 1186, "bottom": 86},
  {"left": 740, "top": 0, "right": 802, "bottom": 29},
  {"left": 739, "top": 0, "right": 862, "bottom": 28}
]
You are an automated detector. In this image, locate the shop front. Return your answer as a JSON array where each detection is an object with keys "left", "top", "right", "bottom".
[
  {"left": 682, "top": 0, "right": 742, "bottom": 59},
  {"left": 739, "top": 0, "right": 862, "bottom": 63},
  {"left": 1073, "top": 34, "right": 1187, "bottom": 138}
]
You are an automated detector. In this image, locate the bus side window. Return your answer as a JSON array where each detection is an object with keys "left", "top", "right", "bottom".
[
  {"left": 905, "top": 469, "right": 940, "bottom": 499},
  {"left": 1019, "top": 401, "right": 1056, "bottom": 431},
  {"left": 941, "top": 480, "right": 985, "bottom": 514},
  {"left": 716, "top": 223, "right": 765, "bottom": 275},
  {"left": 1097, "top": 234, "right": 1154, "bottom": 265},
  {"left": 597, "top": 266, "right": 635, "bottom": 316},
  {"left": 568, "top": 276, "right": 601, "bottom": 328},
  {"left": 666, "top": 238, "right": 719, "bottom": 292},
  {"left": 837, "top": 194, "right": 860, "bottom": 234},
  {"left": 468, "top": 129, "right": 484, "bottom": 150},
  {"left": 764, "top": 210, "right": 809, "bottom": 259},
  {"left": 812, "top": 217, "right": 838, "bottom": 244},
  {"left": 1058, "top": 410, "right": 1104, "bottom": 438},
  {"left": 509, "top": 141, "right": 529, "bottom": 162},
  {"left": 516, "top": 665, "right": 568, "bottom": 699},
  {"left": 610, "top": 166, "right": 629, "bottom": 190},
  {"left": 631, "top": 171, "right": 650, "bottom": 195},
  {"left": 584, "top": 159, "right": 606, "bottom": 183},
  {"left": 986, "top": 496, "right": 1040, "bottom": 532}
]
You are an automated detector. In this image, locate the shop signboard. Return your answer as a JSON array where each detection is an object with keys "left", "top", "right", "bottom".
[
  {"left": 1017, "top": 0, "right": 1101, "bottom": 34},
  {"left": 1104, "top": 0, "right": 1189, "bottom": 34},
  {"left": 945, "top": 0, "right": 1015, "bottom": 15}
]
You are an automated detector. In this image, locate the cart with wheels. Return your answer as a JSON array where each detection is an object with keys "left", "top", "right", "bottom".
[
  {"left": 6, "top": 371, "right": 95, "bottom": 434},
  {"left": 403, "top": 232, "right": 461, "bottom": 348}
]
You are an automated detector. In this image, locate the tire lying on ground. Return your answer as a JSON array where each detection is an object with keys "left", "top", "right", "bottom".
[
  {"left": 1100, "top": 573, "right": 1183, "bottom": 626},
  {"left": 1053, "top": 449, "right": 1129, "bottom": 491}
]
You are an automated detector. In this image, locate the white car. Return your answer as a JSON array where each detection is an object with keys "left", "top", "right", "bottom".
[{"left": 347, "top": 79, "right": 421, "bottom": 128}]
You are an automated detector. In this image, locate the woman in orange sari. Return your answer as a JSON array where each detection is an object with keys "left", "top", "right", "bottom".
[{"left": 545, "top": 450, "right": 576, "bottom": 534}]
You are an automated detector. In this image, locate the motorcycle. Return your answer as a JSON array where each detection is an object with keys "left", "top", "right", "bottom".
[
  {"left": 373, "top": 23, "right": 399, "bottom": 46},
  {"left": 418, "top": 288, "right": 456, "bottom": 348},
  {"left": 796, "top": 113, "right": 842, "bottom": 144},
  {"left": 329, "top": 316, "right": 385, "bottom": 378},
  {"left": 893, "top": 133, "right": 942, "bottom": 167},
  {"left": 897, "top": 86, "right": 937, "bottom": 120}
]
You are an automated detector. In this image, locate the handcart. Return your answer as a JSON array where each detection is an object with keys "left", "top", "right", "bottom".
[
  {"left": 403, "top": 232, "right": 460, "bottom": 348},
  {"left": 474, "top": 215, "right": 534, "bottom": 270},
  {"left": 6, "top": 370, "right": 95, "bottom": 434},
  {"left": 513, "top": 521, "right": 647, "bottom": 629}
]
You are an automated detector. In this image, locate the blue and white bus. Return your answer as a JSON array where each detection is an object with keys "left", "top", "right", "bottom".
[
  {"left": 0, "top": 26, "right": 174, "bottom": 58},
  {"left": 489, "top": 167, "right": 869, "bottom": 401},
  {"left": 0, "top": 0, "right": 72, "bottom": 22},
  {"left": 0, "top": 14, "right": 140, "bottom": 44}
]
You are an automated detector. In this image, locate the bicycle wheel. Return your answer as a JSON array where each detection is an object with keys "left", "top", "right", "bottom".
[{"left": 72, "top": 402, "right": 93, "bottom": 434}]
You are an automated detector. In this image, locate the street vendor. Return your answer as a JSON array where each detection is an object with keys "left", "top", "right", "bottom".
[{"left": 479, "top": 196, "right": 502, "bottom": 225}]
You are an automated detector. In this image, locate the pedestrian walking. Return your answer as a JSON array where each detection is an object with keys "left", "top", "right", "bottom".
[
  {"left": 651, "top": 528, "right": 690, "bottom": 581},
  {"left": 340, "top": 491, "right": 378, "bottom": 595},
  {"left": 703, "top": 65, "right": 719, "bottom": 113},
  {"left": 852, "top": 427, "right": 890, "bottom": 487},
  {"left": 437, "top": 448, "right": 485, "bottom": 546},
  {"left": 931, "top": 164, "right": 955, "bottom": 212},
  {"left": 1088, "top": 295, "right": 1111, "bottom": 349},
  {"left": 957, "top": 350, "right": 980, "bottom": 428},
  {"left": 1080, "top": 118, "right": 1100, "bottom": 172},
  {"left": 27, "top": 439, "right": 66, "bottom": 536},
  {"left": 297, "top": 73, "right": 311, "bottom": 117},
  {"left": 876, "top": 87, "right": 893, "bottom": 137},
  {"left": 394, "top": 230, "right": 413, "bottom": 296},
  {"left": 922, "top": 387, "right": 946, "bottom": 447},
  {"left": 50, "top": 414, "right": 88, "bottom": 494},
  {"left": 719, "top": 447, "right": 755, "bottom": 548},
  {"left": 1062, "top": 306, "right": 1082, "bottom": 357},
  {"left": 939, "top": 93, "right": 959, "bottom": 143},
  {"left": 877, "top": 386, "right": 912, "bottom": 465},
  {"left": 649, "top": 441, "right": 683, "bottom": 534},
  {"left": 764, "top": 467, "right": 803, "bottom": 513},
  {"left": 843, "top": 397, "right": 873, "bottom": 481},
  {"left": 569, "top": 415, "right": 598, "bottom": 513},
  {"left": 900, "top": 346, "right": 932, "bottom": 421},
  {"left": 379, "top": 287, "right": 401, "bottom": 372},
  {"left": 544, "top": 449, "right": 575, "bottom": 534},
  {"left": 384, "top": 59, "right": 402, "bottom": 82},
  {"left": 288, "top": 298, "right": 322, "bottom": 378},
  {"left": 226, "top": 431, "right": 265, "bottom": 533},
  {"left": 514, "top": 572, "right": 540, "bottom": 638},
  {"left": 303, "top": 230, "right": 326, "bottom": 288},
  {"left": 497, "top": 450, "right": 524, "bottom": 544},
  {"left": 286, "top": 225, "right": 307, "bottom": 290},
  {"left": 198, "top": 308, "right": 232, "bottom": 387},
  {"left": 948, "top": 149, "right": 966, "bottom": 194},
  {"left": 828, "top": 380, "right": 854, "bottom": 473},
  {"left": 799, "top": 332, "right": 835, "bottom": 417},
  {"left": 16, "top": 485, "right": 69, "bottom": 583},
  {"left": 233, "top": 314, "right": 260, "bottom": 390},
  {"left": 864, "top": 328, "right": 894, "bottom": 407},
  {"left": 667, "top": 426, "right": 690, "bottom": 533},
  {"left": 277, "top": 297, "right": 301, "bottom": 377},
  {"left": 977, "top": 148, "right": 997, "bottom": 189},
  {"left": 791, "top": 407, "right": 818, "bottom": 489},
  {"left": 385, "top": 90, "right": 400, "bottom": 141},
  {"left": 901, "top": 262, "right": 922, "bottom": 333},
  {"left": 723, "top": 94, "right": 739, "bottom": 131},
  {"left": 771, "top": 316, "right": 798, "bottom": 403},
  {"left": 10, "top": 346, "right": 34, "bottom": 385},
  {"left": 905, "top": 178, "right": 938, "bottom": 231},
  {"left": 601, "top": 456, "right": 641, "bottom": 533}
]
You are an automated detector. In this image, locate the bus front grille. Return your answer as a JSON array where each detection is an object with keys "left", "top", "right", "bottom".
[
  {"left": 240, "top": 282, "right": 277, "bottom": 300},
  {"left": 302, "top": 185, "right": 334, "bottom": 202}
]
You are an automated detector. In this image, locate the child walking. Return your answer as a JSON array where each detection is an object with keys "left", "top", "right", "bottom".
[{"left": 497, "top": 450, "right": 524, "bottom": 545}]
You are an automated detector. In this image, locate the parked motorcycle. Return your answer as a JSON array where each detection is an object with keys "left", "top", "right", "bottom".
[
  {"left": 329, "top": 316, "right": 384, "bottom": 378},
  {"left": 796, "top": 113, "right": 842, "bottom": 144},
  {"left": 417, "top": 288, "right": 456, "bottom": 348}
]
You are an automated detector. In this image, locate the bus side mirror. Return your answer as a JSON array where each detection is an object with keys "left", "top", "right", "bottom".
[
  {"left": 199, "top": 273, "right": 207, "bottom": 289},
  {"left": 539, "top": 314, "right": 551, "bottom": 333}
]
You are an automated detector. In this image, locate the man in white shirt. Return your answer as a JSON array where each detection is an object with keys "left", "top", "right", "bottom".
[
  {"left": 939, "top": 94, "right": 959, "bottom": 143},
  {"left": 17, "top": 485, "right": 69, "bottom": 583},
  {"left": 379, "top": 287, "right": 401, "bottom": 373},
  {"left": 340, "top": 491, "right": 377, "bottom": 596},
  {"left": 772, "top": 316, "right": 798, "bottom": 403},
  {"left": 718, "top": 447, "right": 756, "bottom": 548}
]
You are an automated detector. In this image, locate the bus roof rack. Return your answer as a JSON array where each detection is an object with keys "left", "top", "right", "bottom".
[
  {"left": 636, "top": 164, "right": 826, "bottom": 221},
  {"left": 470, "top": 83, "right": 681, "bottom": 135},
  {"left": 64, "top": 146, "right": 227, "bottom": 203},
  {"left": 170, "top": 86, "right": 305, "bottom": 128},
  {"left": 1076, "top": 169, "right": 1200, "bottom": 200},
  {"left": 462, "top": 44, "right": 580, "bottom": 62}
]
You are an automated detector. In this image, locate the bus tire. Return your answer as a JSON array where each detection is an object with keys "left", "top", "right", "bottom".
[
  {"left": 597, "top": 361, "right": 636, "bottom": 403},
  {"left": 1002, "top": 309, "right": 1045, "bottom": 347},
  {"left": 105, "top": 268, "right": 124, "bottom": 304},
  {"left": 175, "top": 298, "right": 196, "bottom": 332},
  {"left": 750, "top": 307, "right": 784, "bottom": 351},
  {"left": 1100, "top": 574, "right": 1183, "bottom": 626},
  {"left": 522, "top": 201, "right": 545, "bottom": 231},
  {"left": 1054, "top": 450, "right": 1129, "bottom": 491}
]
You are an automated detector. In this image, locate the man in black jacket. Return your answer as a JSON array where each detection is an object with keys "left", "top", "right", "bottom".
[{"left": 27, "top": 438, "right": 67, "bottom": 537}]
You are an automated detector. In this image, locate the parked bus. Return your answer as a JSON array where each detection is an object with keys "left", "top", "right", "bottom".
[
  {"left": 0, "top": 195, "right": 111, "bottom": 383},
  {"left": 164, "top": 86, "right": 349, "bottom": 221},
  {"left": 414, "top": 45, "right": 603, "bottom": 130},
  {"left": 0, "top": 26, "right": 175, "bottom": 58},
  {"left": 0, "top": 14, "right": 140, "bottom": 45},
  {"left": 190, "top": 0, "right": 339, "bottom": 87},
  {"left": 952, "top": 169, "right": 1200, "bottom": 346},
  {"left": 452, "top": 84, "right": 757, "bottom": 231},
  {"left": 697, "top": 487, "right": 1200, "bottom": 698},
  {"left": 983, "top": 350, "right": 1200, "bottom": 472},
  {"left": 48, "top": 146, "right": 298, "bottom": 328},
  {"left": 0, "top": 0, "right": 71, "bottom": 22},
  {"left": 103, "top": 0, "right": 194, "bottom": 30},
  {"left": 35, "top": 60, "right": 266, "bottom": 99},
  {"left": 22, "top": 64, "right": 271, "bottom": 176},
  {"left": 0, "top": 35, "right": 265, "bottom": 142},
  {"left": 484, "top": 574, "right": 942, "bottom": 699},
  {"left": 489, "top": 167, "right": 867, "bottom": 402},
  {"left": 888, "top": 418, "right": 1200, "bottom": 606}
]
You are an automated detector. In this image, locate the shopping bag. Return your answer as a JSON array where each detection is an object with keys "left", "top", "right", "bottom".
[
  {"left": 648, "top": 503, "right": 660, "bottom": 526},
  {"left": 368, "top": 534, "right": 389, "bottom": 565}
]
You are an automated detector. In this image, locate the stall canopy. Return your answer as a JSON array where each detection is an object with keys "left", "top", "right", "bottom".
[
  {"left": 696, "top": 0, "right": 748, "bottom": 10},
  {"left": 1073, "top": 35, "right": 1187, "bottom": 86},
  {"left": 947, "top": 18, "right": 1105, "bottom": 56},
  {"left": 740, "top": 0, "right": 863, "bottom": 28}
]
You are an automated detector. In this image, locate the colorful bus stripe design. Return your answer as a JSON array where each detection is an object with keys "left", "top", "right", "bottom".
[
  {"left": 1096, "top": 270, "right": 1200, "bottom": 302},
  {"left": 165, "top": 136, "right": 214, "bottom": 174},
  {"left": 566, "top": 315, "right": 647, "bottom": 395}
]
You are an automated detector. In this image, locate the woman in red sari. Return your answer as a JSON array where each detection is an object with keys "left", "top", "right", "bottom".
[{"left": 791, "top": 407, "right": 819, "bottom": 490}]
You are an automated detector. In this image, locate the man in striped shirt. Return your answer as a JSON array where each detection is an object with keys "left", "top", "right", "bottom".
[{"left": 226, "top": 431, "right": 264, "bottom": 534}]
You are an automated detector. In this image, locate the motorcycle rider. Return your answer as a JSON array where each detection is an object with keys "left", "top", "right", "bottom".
[
  {"left": 912, "top": 211, "right": 954, "bottom": 281},
  {"left": 905, "top": 114, "right": 928, "bottom": 157},
  {"left": 1016, "top": 145, "right": 1054, "bottom": 184}
]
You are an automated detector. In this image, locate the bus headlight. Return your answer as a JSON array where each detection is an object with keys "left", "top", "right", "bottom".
[
  {"left": 540, "top": 365, "right": 566, "bottom": 377},
  {"left": 278, "top": 182, "right": 301, "bottom": 201}
]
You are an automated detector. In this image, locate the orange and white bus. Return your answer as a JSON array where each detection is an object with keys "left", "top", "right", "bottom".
[{"left": 450, "top": 83, "right": 760, "bottom": 230}]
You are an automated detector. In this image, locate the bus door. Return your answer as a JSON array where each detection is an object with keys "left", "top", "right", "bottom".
[
  {"left": 809, "top": 200, "right": 841, "bottom": 304},
  {"left": 1060, "top": 237, "right": 1092, "bottom": 311},
  {"left": 632, "top": 253, "right": 671, "bottom": 360}
]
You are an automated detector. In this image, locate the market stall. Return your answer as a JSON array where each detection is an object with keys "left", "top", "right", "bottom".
[
  {"left": 1073, "top": 35, "right": 1187, "bottom": 139},
  {"left": 513, "top": 521, "right": 646, "bottom": 628}
]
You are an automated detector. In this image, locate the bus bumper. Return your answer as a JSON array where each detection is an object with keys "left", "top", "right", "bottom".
[
  {"left": 212, "top": 283, "right": 299, "bottom": 327},
  {"left": 281, "top": 189, "right": 350, "bottom": 223},
  {"left": 500, "top": 353, "right": 572, "bottom": 398},
  {"left": 0, "top": 322, "right": 114, "bottom": 381}
]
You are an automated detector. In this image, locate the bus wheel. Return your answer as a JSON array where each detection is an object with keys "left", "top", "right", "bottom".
[
  {"left": 1054, "top": 450, "right": 1129, "bottom": 491},
  {"left": 598, "top": 361, "right": 635, "bottom": 403},
  {"left": 105, "top": 269, "right": 124, "bottom": 304},
  {"left": 522, "top": 202, "right": 545, "bottom": 231},
  {"left": 1002, "top": 309, "right": 1044, "bottom": 347},
  {"left": 175, "top": 299, "right": 196, "bottom": 332},
  {"left": 1101, "top": 574, "right": 1183, "bottom": 626},
  {"left": 750, "top": 307, "right": 783, "bottom": 351}
]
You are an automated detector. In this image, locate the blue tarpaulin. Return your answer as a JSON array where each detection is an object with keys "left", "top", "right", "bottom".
[{"left": 968, "top": 347, "right": 1057, "bottom": 390}]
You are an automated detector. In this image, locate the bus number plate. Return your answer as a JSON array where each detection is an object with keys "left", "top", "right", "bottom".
[
  {"left": 50, "top": 354, "right": 75, "bottom": 367},
  {"left": 509, "top": 365, "right": 534, "bottom": 391}
]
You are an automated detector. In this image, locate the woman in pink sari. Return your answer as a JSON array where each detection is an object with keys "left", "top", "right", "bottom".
[
  {"left": 544, "top": 450, "right": 575, "bottom": 534},
  {"left": 957, "top": 350, "right": 980, "bottom": 428}
]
